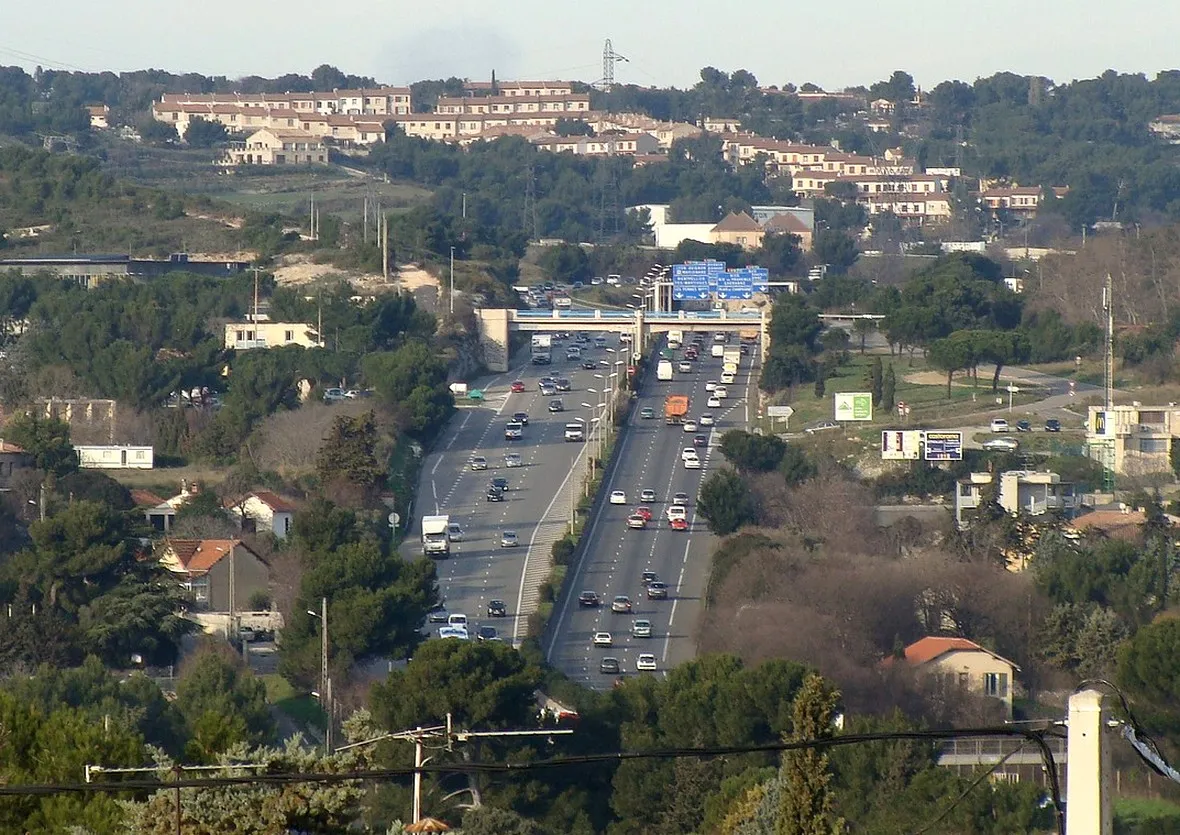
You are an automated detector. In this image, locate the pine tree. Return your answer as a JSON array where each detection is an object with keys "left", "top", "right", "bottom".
[
  {"left": 776, "top": 674, "right": 844, "bottom": 835},
  {"left": 813, "top": 362, "right": 826, "bottom": 398},
  {"left": 881, "top": 364, "right": 897, "bottom": 411},
  {"left": 869, "top": 357, "right": 883, "bottom": 406}
]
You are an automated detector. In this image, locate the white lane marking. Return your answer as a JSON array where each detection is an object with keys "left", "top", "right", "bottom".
[{"left": 661, "top": 538, "right": 692, "bottom": 663}]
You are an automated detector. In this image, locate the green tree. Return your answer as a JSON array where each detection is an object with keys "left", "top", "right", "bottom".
[
  {"left": 812, "top": 230, "right": 859, "bottom": 274},
  {"left": 813, "top": 365, "right": 826, "bottom": 398},
  {"left": 928, "top": 333, "right": 974, "bottom": 397},
  {"left": 868, "top": 356, "right": 883, "bottom": 406},
  {"left": 779, "top": 446, "right": 818, "bottom": 487},
  {"left": 768, "top": 296, "right": 823, "bottom": 353},
  {"left": 316, "top": 410, "right": 386, "bottom": 492},
  {"left": 699, "top": 469, "right": 757, "bottom": 534},
  {"left": 719, "top": 430, "right": 786, "bottom": 473},
  {"left": 184, "top": 116, "right": 229, "bottom": 147},
  {"left": 1171, "top": 438, "right": 1180, "bottom": 482},
  {"left": 3, "top": 412, "right": 77, "bottom": 476},
  {"left": 461, "top": 805, "right": 543, "bottom": 835},
  {"left": 881, "top": 364, "right": 897, "bottom": 411},
  {"left": 776, "top": 674, "right": 844, "bottom": 835},
  {"left": 174, "top": 645, "right": 274, "bottom": 762}
]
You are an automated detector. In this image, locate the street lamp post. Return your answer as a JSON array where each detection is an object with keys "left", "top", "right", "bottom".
[
  {"left": 449, "top": 247, "right": 455, "bottom": 315},
  {"left": 307, "top": 598, "right": 332, "bottom": 753}
]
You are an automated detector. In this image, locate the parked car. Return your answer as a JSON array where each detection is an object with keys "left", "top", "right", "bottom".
[
  {"left": 323, "top": 387, "right": 347, "bottom": 403},
  {"left": 804, "top": 421, "right": 839, "bottom": 434},
  {"left": 1016, "top": 420, "right": 1031, "bottom": 432},
  {"left": 1045, "top": 418, "right": 1062, "bottom": 432},
  {"left": 990, "top": 418, "right": 1010, "bottom": 433},
  {"left": 983, "top": 437, "right": 1019, "bottom": 451}
]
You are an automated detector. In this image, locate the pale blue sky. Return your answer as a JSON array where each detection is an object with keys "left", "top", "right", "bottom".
[{"left": 4, "top": 0, "right": 1178, "bottom": 90}]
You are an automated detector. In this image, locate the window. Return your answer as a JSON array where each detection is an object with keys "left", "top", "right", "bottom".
[
  {"left": 983, "top": 671, "right": 1008, "bottom": 698},
  {"left": 959, "top": 483, "right": 974, "bottom": 498},
  {"left": 1140, "top": 438, "right": 1168, "bottom": 454}
]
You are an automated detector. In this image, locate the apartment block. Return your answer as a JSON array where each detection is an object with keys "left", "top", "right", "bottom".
[{"left": 1088, "top": 404, "right": 1180, "bottom": 476}]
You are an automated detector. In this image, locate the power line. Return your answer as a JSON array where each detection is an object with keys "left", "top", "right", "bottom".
[
  {"left": 913, "top": 742, "right": 1030, "bottom": 835},
  {"left": 52, "top": 724, "right": 1067, "bottom": 833}
]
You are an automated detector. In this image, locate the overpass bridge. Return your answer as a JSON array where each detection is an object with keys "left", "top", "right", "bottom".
[{"left": 476, "top": 307, "right": 768, "bottom": 371}]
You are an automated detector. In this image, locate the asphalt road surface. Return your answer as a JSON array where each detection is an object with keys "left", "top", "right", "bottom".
[
  {"left": 402, "top": 333, "right": 633, "bottom": 648},
  {"left": 547, "top": 334, "right": 760, "bottom": 688}
]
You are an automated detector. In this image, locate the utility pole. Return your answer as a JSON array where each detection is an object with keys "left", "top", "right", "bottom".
[
  {"left": 308, "top": 597, "right": 333, "bottom": 753},
  {"left": 1103, "top": 271, "right": 1114, "bottom": 412},
  {"left": 250, "top": 266, "right": 261, "bottom": 323},
  {"left": 363, "top": 196, "right": 368, "bottom": 244},
  {"left": 337, "top": 715, "right": 573, "bottom": 824},
  {"left": 449, "top": 246, "right": 455, "bottom": 314},
  {"left": 382, "top": 214, "right": 390, "bottom": 283},
  {"left": 1066, "top": 689, "right": 1112, "bottom": 835}
]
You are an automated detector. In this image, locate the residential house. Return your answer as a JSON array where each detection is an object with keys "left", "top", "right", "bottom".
[
  {"left": 158, "top": 538, "right": 270, "bottom": 612},
  {"left": 886, "top": 636, "right": 1020, "bottom": 718},
  {"left": 864, "top": 193, "right": 953, "bottom": 224},
  {"left": 1148, "top": 115, "right": 1180, "bottom": 142},
  {"left": 387, "top": 114, "right": 458, "bottom": 141},
  {"left": 224, "top": 321, "right": 321, "bottom": 350},
  {"left": 137, "top": 480, "right": 204, "bottom": 533},
  {"left": 75, "top": 445, "right": 154, "bottom": 470},
  {"left": 0, "top": 440, "right": 32, "bottom": 491},
  {"left": 226, "top": 490, "right": 296, "bottom": 539},
  {"left": 87, "top": 105, "right": 110, "bottom": 129},
  {"left": 955, "top": 470, "right": 1076, "bottom": 530},
  {"left": 711, "top": 212, "right": 765, "bottom": 250},
  {"left": 221, "top": 128, "right": 328, "bottom": 166},
  {"left": 701, "top": 116, "right": 742, "bottom": 133},
  {"left": 629, "top": 203, "right": 717, "bottom": 250},
  {"left": 761, "top": 211, "right": 814, "bottom": 251},
  {"left": 980, "top": 186, "right": 1043, "bottom": 217},
  {"left": 1068, "top": 507, "right": 1180, "bottom": 541},
  {"left": 464, "top": 80, "right": 574, "bottom": 98},
  {"left": 1087, "top": 404, "right": 1180, "bottom": 476}
]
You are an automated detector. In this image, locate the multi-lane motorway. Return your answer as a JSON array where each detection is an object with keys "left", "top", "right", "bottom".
[
  {"left": 402, "top": 336, "right": 628, "bottom": 647},
  {"left": 546, "top": 334, "right": 759, "bottom": 688}
]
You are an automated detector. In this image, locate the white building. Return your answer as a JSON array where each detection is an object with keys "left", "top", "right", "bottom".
[
  {"left": 224, "top": 322, "right": 321, "bottom": 350},
  {"left": 1088, "top": 404, "right": 1180, "bottom": 476},
  {"left": 955, "top": 470, "right": 1076, "bottom": 530},
  {"left": 226, "top": 490, "right": 297, "bottom": 539},
  {"left": 75, "top": 445, "right": 154, "bottom": 470}
]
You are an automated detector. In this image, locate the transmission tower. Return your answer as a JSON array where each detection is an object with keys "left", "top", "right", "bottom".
[
  {"left": 598, "top": 39, "right": 628, "bottom": 92},
  {"left": 595, "top": 158, "right": 621, "bottom": 243},
  {"left": 523, "top": 161, "right": 539, "bottom": 241}
]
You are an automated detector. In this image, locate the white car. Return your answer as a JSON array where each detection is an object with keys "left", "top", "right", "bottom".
[
  {"left": 720, "top": 372, "right": 735, "bottom": 384},
  {"left": 705, "top": 380, "right": 718, "bottom": 392},
  {"left": 990, "top": 418, "right": 1010, "bottom": 433},
  {"left": 678, "top": 361, "right": 692, "bottom": 373},
  {"left": 682, "top": 447, "right": 697, "bottom": 461},
  {"left": 699, "top": 414, "right": 715, "bottom": 426},
  {"left": 667, "top": 505, "right": 687, "bottom": 521},
  {"left": 983, "top": 437, "right": 1019, "bottom": 451},
  {"left": 636, "top": 653, "right": 658, "bottom": 671},
  {"left": 471, "top": 456, "right": 488, "bottom": 471},
  {"left": 684, "top": 454, "right": 701, "bottom": 469},
  {"left": 682, "top": 420, "right": 698, "bottom": 433},
  {"left": 610, "top": 490, "right": 627, "bottom": 504},
  {"left": 447, "top": 613, "right": 468, "bottom": 628},
  {"left": 592, "top": 631, "right": 613, "bottom": 647},
  {"left": 505, "top": 453, "right": 523, "bottom": 468},
  {"left": 707, "top": 397, "right": 722, "bottom": 408},
  {"left": 714, "top": 386, "right": 729, "bottom": 399},
  {"left": 438, "top": 626, "right": 469, "bottom": 640}
]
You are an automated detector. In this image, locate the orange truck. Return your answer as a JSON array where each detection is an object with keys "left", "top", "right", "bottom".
[{"left": 664, "top": 394, "right": 690, "bottom": 425}]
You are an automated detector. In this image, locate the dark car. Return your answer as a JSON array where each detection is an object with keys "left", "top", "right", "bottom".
[
  {"left": 491, "top": 477, "right": 509, "bottom": 492},
  {"left": 646, "top": 582, "right": 669, "bottom": 600},
  {"left": 548, "top": 399, "right": 565, "bottom": 412},
  {"left": 582, "top": 360, "right": 598, "bottom": 370},
  {"left": 1016, "top": 420, "right": 1031, "bottom": 432},
  {"left": 600, "top": 657, "right": 621, "bottom": 675},
  {"left": 486, "top": 486, "right": 505, "bottom": 502},
  {"left": 578, "top": 591, "right": 601, "bottom": 608},
  {"left": 477, "top": 625, "right": 499, "bottom": 641},
  {"left": 556, "top": 378, "right": 571, "bottom": 392},
  {"left": 641, "top": 570, "right": 658, "bottom": 587},
  {"left": 513, "top": 411, "right": 529, "bottom": 426},
  {"left": 1045, "top": 418, "right": 1062, "bottom": 432},
  {"left": 487, "top": 599, "right": 507, "bottom": 617},
  {"left": 693, "top": 434, "right": 708, "bottom": 447}
]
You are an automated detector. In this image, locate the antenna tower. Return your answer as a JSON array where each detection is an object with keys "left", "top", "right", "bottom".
[
  {"left": 523, "top": 161, "right": 539, "bottom": 241},
  {"left": 1103, "top": 271, "right": 1114, "bottom": 411},
  {"left": 599, "top": 39, "right": 628, "bottom": 92},
  {"left": 595, "top": 159, "right": 621, "bottom": 243}
]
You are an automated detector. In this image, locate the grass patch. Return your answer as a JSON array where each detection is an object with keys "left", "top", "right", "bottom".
[
  {"left": 1115, "top": 796, "right": 1180, "bottom": 829},
  {"left": 106, "top": 464, "right": 228, "bottom": 493},
  {"left": 262, "top": 674, "right": 326, "bottom": 731}
]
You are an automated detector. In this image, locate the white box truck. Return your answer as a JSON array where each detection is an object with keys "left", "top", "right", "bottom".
[
  {"left": 531, "top": 334, "right": 552, "bottom": 365},
  {"left": 421, "top": 515, "right": 451, "bottom": 558},
  {"left": 657, "top": 359, "right": 673, "bottom": 381}
]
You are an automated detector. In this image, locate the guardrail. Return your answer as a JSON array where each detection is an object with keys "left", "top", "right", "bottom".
[{"left": 512, "top": 309, "right": 763, "bottom": 321}]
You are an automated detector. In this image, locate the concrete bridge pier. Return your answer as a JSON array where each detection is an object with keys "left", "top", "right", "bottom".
[{"left": 476, "top": 308, "right": 510, "bottom": 372}]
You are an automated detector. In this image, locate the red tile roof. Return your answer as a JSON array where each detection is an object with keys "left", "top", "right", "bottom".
[
  {"left": 762, "top": 213, "right": 811, "bottom": 235},
  {"left": 131, "top": 488, "right": 166, "bottom": 507},
  {"left": 712, "top": 212, "right": 762, "bottom": 232},
  {"left": 162, "top": 538, "right": 246, "bottom": 573},
  {"left": 883, "top": 636, "right": 1020, "bottom": 671},
  {"left": 250, "top": 490, "right": 295, "bottom": 513},
  {"left": 0, "top": 440, "right": 26, "bottom": 454}
]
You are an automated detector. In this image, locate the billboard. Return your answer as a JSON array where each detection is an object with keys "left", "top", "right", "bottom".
[
  {"left": 835, "top": 392, "right": 873, "bottom": 422},
  {"left": 924, "top": 431, "right": 963, "bottom": 461},
  {"left": 881, "top": 430, "right": 921, "bottom": 460}
]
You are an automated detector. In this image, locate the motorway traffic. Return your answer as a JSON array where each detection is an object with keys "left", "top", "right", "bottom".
[
  {"left": 546, "top": 330, "right": 760, "bottom": 688},
  {"left": 402, "top": 332, "right": 634, "bottom": 648}
]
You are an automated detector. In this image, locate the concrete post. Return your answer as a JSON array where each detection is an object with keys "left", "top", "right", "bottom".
[{"left": 1066, "top": 688, "right": 1112, "bottom": 835}]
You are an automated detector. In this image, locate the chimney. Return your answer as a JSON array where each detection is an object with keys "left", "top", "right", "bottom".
[
  {"left": 181, "top": 478, "right": 187, "bottom": 494},
  {"left": 190, "top": 481, "right": 201, "bottom": 495}
]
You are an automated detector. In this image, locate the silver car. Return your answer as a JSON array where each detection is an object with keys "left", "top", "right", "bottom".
[
  {"left": 500, "top": 530, "right": 519, "bottom": 548},
  {"left": 505, "top": 453, "right": 523, "bottom": 468}
]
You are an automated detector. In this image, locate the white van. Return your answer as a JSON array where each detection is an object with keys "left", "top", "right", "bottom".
[{"left": 564, "top": 423, "right": 585, "bottom": 442}]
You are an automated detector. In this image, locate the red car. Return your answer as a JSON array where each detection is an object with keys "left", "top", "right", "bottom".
[
  {"left": 635, "top": 506, "right": 653, "bottom": 521},
  {"left": 510, "top": 381, "right": 526, "bottom": 393},
  {"left": 669, "top": 517, "right": 689, "bottom": 531}
]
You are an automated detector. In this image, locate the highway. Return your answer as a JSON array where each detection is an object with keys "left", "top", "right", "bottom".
[
  {"left": 547, "top": 333, "right": 760, "bottom": 688},
  {"left": 401, "top": 333, "right": 631, "bottom": 647}
]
